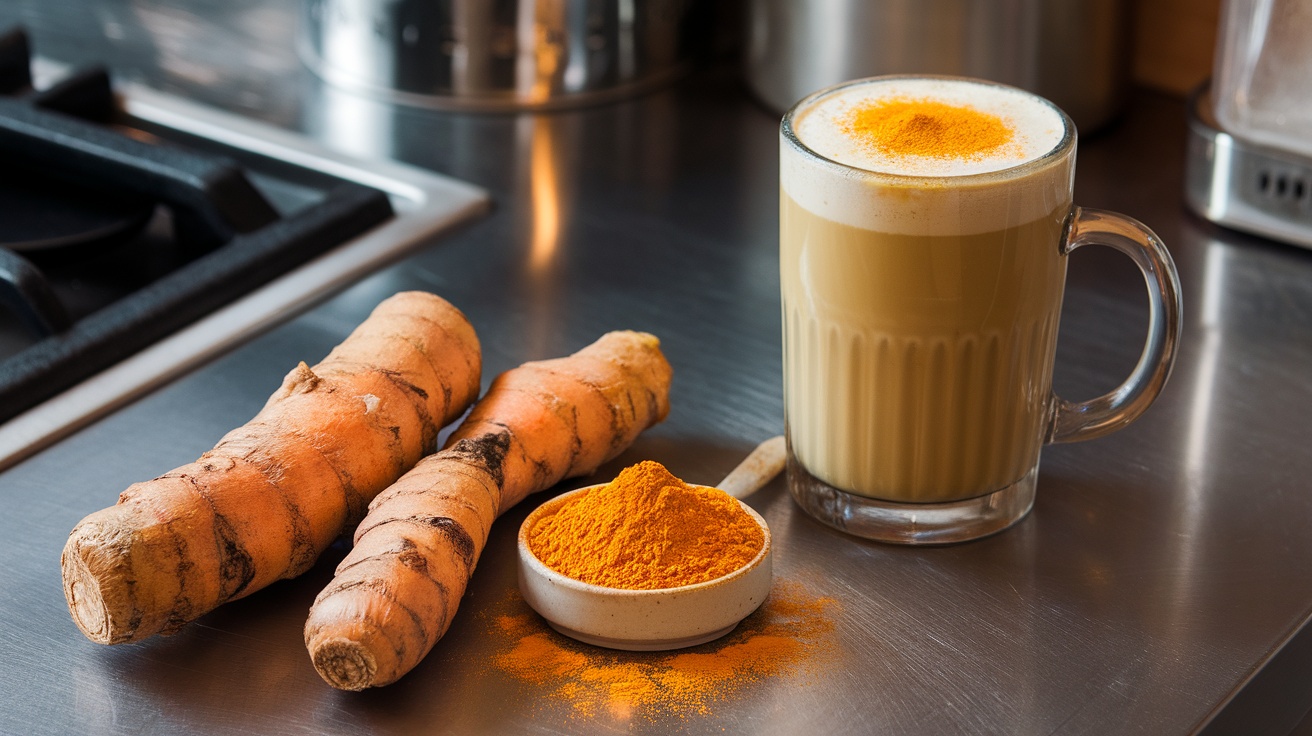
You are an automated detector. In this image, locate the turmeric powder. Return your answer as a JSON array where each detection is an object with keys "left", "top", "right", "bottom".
[
  {"left": 484, "top": 579, "right": 840, "bottom": 720},
  {"left": 527, "top": 461, "right": 764, "bottom": 590},
  {"left": 842, "top": 97, "right": 1014, "bottom": 160}
]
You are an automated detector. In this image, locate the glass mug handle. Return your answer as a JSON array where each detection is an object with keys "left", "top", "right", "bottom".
[{"left": 1047, "top": 206, "right": 1183, "bottom": 444}]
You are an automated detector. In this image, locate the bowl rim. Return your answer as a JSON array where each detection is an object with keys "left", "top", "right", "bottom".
[{"left": 517, "top": 482, "right": 773, "bottom": 598}]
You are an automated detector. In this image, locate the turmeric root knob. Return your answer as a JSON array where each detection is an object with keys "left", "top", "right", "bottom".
[
  {"left": 63, "top": 549, "right": 112, "bottom": 642},
  {"left": 304, "top": 330, "right": 673, "bottom": 690},
  {"left": 311, "top": 637, "right": 380, "bottom": 692},
  {"left": 61, "top": 291, "right": 482, "bottom": 645}
]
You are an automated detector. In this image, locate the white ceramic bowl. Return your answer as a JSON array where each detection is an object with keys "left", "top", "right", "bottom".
[{"left": 517, "top": 484, "right": 773, "bottom": 651}]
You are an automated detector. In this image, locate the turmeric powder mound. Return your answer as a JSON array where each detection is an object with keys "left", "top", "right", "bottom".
[
  {"left": 527, "top": 461, "right": 765, "bottom": 590},
  {"left": 483, "top": 579, "right": 840, "bottom": 721},
  {"left": 842, "top": 97, "right": 1014, "bottom": 160}
]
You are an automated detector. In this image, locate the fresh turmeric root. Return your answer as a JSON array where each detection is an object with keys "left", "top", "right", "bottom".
[
  {"left": 304, "top": 330, "right": 673, "bottom": 690},
  {"left": 61, "top": 291, "right": 482, "bottom": 645}
]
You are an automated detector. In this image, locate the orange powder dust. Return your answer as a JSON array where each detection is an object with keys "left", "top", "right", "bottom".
[
  {"left": 482, "top": 579, "right": 841, "bottom": 722},
  {"left": 842, "top": 98, "right": 1014, "bottom": 160}
]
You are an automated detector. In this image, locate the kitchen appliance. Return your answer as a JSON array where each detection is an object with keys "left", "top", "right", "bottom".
[
  {"left": 298, "top": 0, "right": 700, "bottom": 111},
  {"left": 1184, "top": 0, "right": 1312, "bottom": 249},
  {"left": 0, "top": 28, "right": 488, "bottom": 470},
  {"left": 744, "top": 0, "right": 1130, "bottom": 132}
]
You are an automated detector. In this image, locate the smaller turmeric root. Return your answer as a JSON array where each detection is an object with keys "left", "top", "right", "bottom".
[
  {"left": 304, "top": 330, "right": 673, "bottom": 690},
  {"left": 61, "top": 291, "right": 482, "bottom": 645}
]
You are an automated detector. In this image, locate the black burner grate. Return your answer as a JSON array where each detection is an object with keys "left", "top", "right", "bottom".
[{"left": 0, "top": 28, "right": 394, "bottom": 423}]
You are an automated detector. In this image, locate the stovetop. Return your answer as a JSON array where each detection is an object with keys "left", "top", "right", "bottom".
[{"left": 0, "top": 29, "right": 488, "bottom": 470}]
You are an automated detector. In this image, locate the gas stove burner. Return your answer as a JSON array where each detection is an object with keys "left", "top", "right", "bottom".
[
  {"left": 0, "top": 247, "right": 70, "bottom": 338},
  {"left": 0, "top": 29, "right": 487, "bottom": 471},
  {"left": 0, "top": 26, "right": 31, "bottom": 94},
  {"left": 0, "top": 176, "right": 154, "bottom": 252},
  {"left": 0, "top": 26, "right": 395, "bottom": 424}
]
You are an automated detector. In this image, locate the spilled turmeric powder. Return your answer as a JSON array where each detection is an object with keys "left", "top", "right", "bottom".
[
  {"left": 842, "top": 97, "right": 1014, "bottom": 160},
  {"left": 484, "top": 579, "right": 840, "bottom": 720},
  {"left": 526, "top": 461, "right": 764, "bottom": 590}
]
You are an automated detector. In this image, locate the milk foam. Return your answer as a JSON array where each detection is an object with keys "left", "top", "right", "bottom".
[{"left": 782, "top": 77, "right": 1073, "bottom": 236}]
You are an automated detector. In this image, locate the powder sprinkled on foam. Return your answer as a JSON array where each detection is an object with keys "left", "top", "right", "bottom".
[
  {"left": 783, "top": 77, "right": 1071, "bottom": 236},
  {"left": 792, "top": 77, "right": 1064, "bottom": 179},
  {"left": 841, "top": 98, "right": 1016, "bottom": 161}
]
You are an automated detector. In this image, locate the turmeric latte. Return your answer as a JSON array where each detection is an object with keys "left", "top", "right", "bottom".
[
  {"left": 527, "top": 461, "right": 764, "bottom": 590},
  {"left": 781, "top": 77, "right": 1074, "bottom": 502}
]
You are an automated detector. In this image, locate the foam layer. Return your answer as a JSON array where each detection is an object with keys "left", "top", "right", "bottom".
[
  {"left": 795, "top": 78, "right": 1065, "bottom": 176},
  {"left": 782, "top": 77, "right": 1074, "bottom": 235}
]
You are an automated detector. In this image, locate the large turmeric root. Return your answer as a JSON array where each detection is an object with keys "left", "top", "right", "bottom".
[
  {"left": 61, "top": 291, "right": 482, "bottom": 645},
  {"left": 304, "top": 330, "right": 673, "bottom": 690}
]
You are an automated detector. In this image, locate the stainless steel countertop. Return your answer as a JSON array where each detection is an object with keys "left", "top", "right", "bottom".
[{"left": 4, "top": 3, "right": 1312, "bottom": 734}]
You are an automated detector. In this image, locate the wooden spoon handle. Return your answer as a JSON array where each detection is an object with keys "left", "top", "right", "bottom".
[{"left": 717, "top": 435, "right": 786, "bottom": 499}]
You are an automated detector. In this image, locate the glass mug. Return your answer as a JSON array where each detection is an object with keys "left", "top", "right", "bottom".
[{"left": 780, "top": 76, "right": 1182, "bottom": 544}]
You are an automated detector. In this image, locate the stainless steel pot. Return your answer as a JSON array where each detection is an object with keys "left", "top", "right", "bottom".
[
  {"left": 299, "top": 0, "right": 697, "bottom": 111},
  {"left": 745, "top": 0, "right": 1130, "bottom": 132}
]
